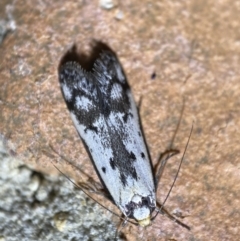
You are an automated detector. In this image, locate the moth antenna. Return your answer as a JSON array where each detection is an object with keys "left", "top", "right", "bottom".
[
  {"left": 162, "top": 122, "right": 193, "bottom": 207},
  {"left": 155, "top": 149, "right": 179, "bottom": 190},
  {"left": 169, "top": 97, "right": 185, "bottom": 150},
  {"left": 52, "top": 163, "right": 137, "bottom": 226},
  {"left": 152, "top": 122, "right": 193, "bottom": 228},
  {"left": 155, "top": 98, "right": 185, "bottom": 189},
  {"left": 49, "top": 144, "right": 91, "bottom": 179},
  {"left": 153, "top": 204, "right": 190, "bottom": 230}
]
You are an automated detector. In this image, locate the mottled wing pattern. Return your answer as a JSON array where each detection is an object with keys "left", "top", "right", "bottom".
[{"left": 59, "top": 52, "right": 155, "bottom": 217}]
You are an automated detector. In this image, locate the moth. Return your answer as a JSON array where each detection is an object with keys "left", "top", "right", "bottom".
[{"left": 58, "top": 50, "right": 189, "bottom": 229}]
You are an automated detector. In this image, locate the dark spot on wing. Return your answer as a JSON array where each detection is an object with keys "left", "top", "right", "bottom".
[
  {"left": 120, "top": 173, "right": 127, "bottom": 186},
  {"left": 84, "top": 125, "right": 98, "bottom": 133},
  {"left": 102, "top": 167, "right": 106, "bottom": 173},
  {"left": 122, "top": 112, "right": 134, "bottom": 123},
  {"left": 131, "top": 167, "right": 138, "bottom": 180},
  {"left": 109, "top": 158, "right": 116, "bottom": 170},
  {"left": 141, "top": 152, "right": 145, "bottom": 158},
  {"left": 138, "top": 131, "right": 141, "bottom": 137},
  {"left": 123, "top": 113, "right": 129, "bottom": 123},
  {"left": 129, "top": 151, "right": 136, "bottom": 161}
]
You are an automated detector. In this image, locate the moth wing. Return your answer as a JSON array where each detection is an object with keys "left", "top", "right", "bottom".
[{"left": 59, "top": 52, "right": 155, "bottom": 216}]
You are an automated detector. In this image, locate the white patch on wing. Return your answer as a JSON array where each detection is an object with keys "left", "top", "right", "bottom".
[
  {"left": 75, "top": 96, "right": 93, "bottom": 110},
  {"left": 111, "top": 83, "right": 123, "bottom": 100},
  {"left": 77, "top": 76, "right": 88, "bottom": 90},
  {"left": 115, "top": 64, "right": 125, "bottom": 83},
  {"left": 62, "top": 83, "right": 72, "bottom": 101}
]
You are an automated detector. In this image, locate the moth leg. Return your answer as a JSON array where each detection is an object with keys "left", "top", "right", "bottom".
[
  {"left": 76, "top": 180, "right": 112, "bottom": 200},
  {"left": 111, "top": 213, "right": 132, "bottom": 241},
  {"left": 156, "top": 203, "right": 190, "bottom": 230},
  {"left": 114, "top": 218, "right": 125, "bottom": 241}
]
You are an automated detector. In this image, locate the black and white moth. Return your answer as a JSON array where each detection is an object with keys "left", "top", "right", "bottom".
[{"left": 58, "top": 50, "right": 188, "bottom": 228}]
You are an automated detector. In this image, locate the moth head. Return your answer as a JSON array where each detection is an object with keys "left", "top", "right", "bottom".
[
  {"left": 133, "top": 206, "right": 151, "bottom": 227},
  {"left": 125, "top": 194, "right": 155, "bottom": 227}
]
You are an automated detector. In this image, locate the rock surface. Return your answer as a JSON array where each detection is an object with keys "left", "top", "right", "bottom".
[{"left": 0, "top": 0, "right": 240, "bottom": 240}]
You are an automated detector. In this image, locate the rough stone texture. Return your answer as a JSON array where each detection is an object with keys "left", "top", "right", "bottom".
[
  {"left": 0, "top": 138, "right": 120, "bottom": 241},
  {"left": 0, "top": 0, "right": 240, "bottom": 240}
]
